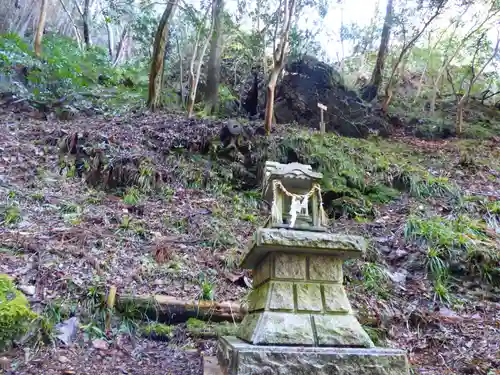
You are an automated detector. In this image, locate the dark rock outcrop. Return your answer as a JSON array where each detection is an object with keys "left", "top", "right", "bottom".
[{"left": 272, "top": 56, "right": 392, "bottom": 138}]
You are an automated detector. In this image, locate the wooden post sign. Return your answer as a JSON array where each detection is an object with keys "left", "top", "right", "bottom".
[{"left": 317, "top": 102, "right": 327, "bottom": 134}]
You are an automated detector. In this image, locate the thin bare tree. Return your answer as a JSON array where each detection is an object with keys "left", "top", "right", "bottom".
[
  {"left": 34, "top": 0, "right": 49, "bottom": 57},
  {"left": 264, "top": 0, "right": 297, "bottom": 135}
]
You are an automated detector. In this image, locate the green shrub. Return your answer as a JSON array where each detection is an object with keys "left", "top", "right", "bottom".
[
  {"left": 0, "top": 274, "right": 37, "bottom": 350},
  {"left": 0, "top": 33, "right": 146, "bottom": 110},
  {"left": 404, "top": 215, "right": 499, "bottom": 285}
]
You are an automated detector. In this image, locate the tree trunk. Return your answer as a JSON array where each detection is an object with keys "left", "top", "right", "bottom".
[
  {"left": 186, "top": 75, "right": 197, "bottom": 117},
  {"left": 18, "top": 13, "right": 32, "bottom": 38},
  {"left": 112, "top": 27, "right": 129, "bottom": 67},
  {"left": 82, "top": 0, "right": 91, "bottom": 48},
  {"left": 369, "top": 0, "right": 393, "bottom": 91},
  {"left": 414, "top": 29, "right": 447, "bottom": 104},
  {"left": 187, "top": 2, "right": 216, "bottom": 118},
  {"left": 455, "top": 97, "right": 465, "bottom": 135},
  {"left": 105, "top": 22, "right": 114, "bottom": 59},
  {"left": 147, "top": 0, "right": 179, "bottom": 111},
  {"left": 263, "top": 0, "right": 296, "bottom": 135},
  {"left": 381, "top": 0, "right": 445, "bottom": 113},
  {"left": 117, "top": 294, "right": 246, "bottom": 323},
  {"left": 204, "top": 0, "right": 224, "bottom": 115},
  {"left": 454, "top": 34, "right": 499, "bottom": 134},
  {"left": 34, "top": 0, "right": 48, "bottom": 57},
  {"left": 264, "top": 68, "right": 280, "bottom": 135}
]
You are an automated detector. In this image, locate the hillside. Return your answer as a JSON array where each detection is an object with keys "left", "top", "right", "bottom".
[{"left": 0, "top": 105, "right": 499, "bottom": 374}]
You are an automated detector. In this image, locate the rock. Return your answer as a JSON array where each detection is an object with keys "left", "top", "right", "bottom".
[
  {"left": 92, "top": 338, "right": 109, "bottom": 350},
  {"left": 58, "top": 355, "right": 70, "bottom": 363},
  {"left": 18, "top": 284, "right": 36, "bottom": 296},
  {"left": 268, "top": 55, "right": 392, "bottom": 138},
  {"left": 387, "top": 270, "right": 408, "bottom": 284},
  {"left": 469, "top": 313, "right": 481, "bottom": 320},
  {"left": 388, "top": 249, "right": 408, "bottom": 261},
  {"left": 56, "top": 317, "right": 79, "bottom": 346},
  {"left": 379, "top": 245, "right": 392, "bottom": 254}
]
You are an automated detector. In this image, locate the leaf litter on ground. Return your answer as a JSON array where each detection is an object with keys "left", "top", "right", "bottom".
[{"left": 0, "top": 109, "right": 498, "bottom": 375}]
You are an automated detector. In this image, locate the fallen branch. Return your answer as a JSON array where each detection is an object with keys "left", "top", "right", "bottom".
[{"left": 116, "top": 294, "right": 247, "bottom": 324}]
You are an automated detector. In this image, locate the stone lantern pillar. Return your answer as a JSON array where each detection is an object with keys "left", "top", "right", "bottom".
[{"left": 217, "top": 161, "right": 410, "bottom": 375}]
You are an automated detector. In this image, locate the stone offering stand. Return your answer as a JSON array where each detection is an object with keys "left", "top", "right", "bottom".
[{"left": 216, "top": 161, "right": 410, "bottom": 375}]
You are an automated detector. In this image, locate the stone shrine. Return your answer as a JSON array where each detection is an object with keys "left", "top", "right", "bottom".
[{"left": 217, "top": 161, "right": 410, "bottom": 375}]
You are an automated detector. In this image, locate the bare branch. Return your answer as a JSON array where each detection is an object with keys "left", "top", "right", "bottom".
[{"left": 73, "top": 0, "right": 84, "bottom": 16}]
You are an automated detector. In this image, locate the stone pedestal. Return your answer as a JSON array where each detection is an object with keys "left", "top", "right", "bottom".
[
  {"left": 239, "top": 228, "right": 372, "bottom": 347},
  {"left": 218, "top": 337, "right": 409, "bottom": 375}
]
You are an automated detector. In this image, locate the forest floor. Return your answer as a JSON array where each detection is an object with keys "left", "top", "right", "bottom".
[{"left": 0, "top": 106, "right": 499, "bottom": 375}]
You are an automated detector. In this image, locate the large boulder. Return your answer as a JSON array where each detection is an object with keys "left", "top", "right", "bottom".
[{"left": 273, "top": 56, "right": 392, "bottom": 138}]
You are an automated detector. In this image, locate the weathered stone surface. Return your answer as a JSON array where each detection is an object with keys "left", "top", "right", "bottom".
[
  {"left": 314, "top": 314, "right": 374, "bottom": 348},
  {"left": 218, "top": 337, "right": 410, "bottom": 375},
  {"left": 274, "top": 253, "right": 306, "bottom": 279},
  {"left": 296, "top": 283, "right": 322, "bottom": 311},
  {"left": 238, "top": 312, "right": 314, "bottom": 345},
  {"left": 203, "top": 356, "right": 224, "bottom": 375},
  {"left": 247, "top": 282, "right": 269, "bottom": 312},
  {"left": 309, "top": 256, "right": 342, "bottom": 282},
  {"left": 268, "top": 282, "right": 294, "bottom": 310},
  {"left": 322, "top": 284, "right": 352, "bottom": 313},
  {"left": 237, "top": 313, "right": 260, "bottom": 342},
  {"left": 252, "top": 254, "right": 271, "bottom": 287},
  {"left": 242, "top": 228, "right": 366, "bottom": 268}
]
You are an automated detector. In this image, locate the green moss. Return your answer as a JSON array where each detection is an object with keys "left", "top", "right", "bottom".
[
  {"left": 362, "top": 326, "right": 388, "bottom": 347},
  {"left": 140, "top": 322, "right": 173, "bottom": 340},
  {"left": 0, "top": 204, "right": 22, "bottom": 226},
  {"left": 0, "top": 274, "right": 38, "bottom": 350},
  {"left": 30, "top": 193, "right": 45, "bottom": 202},
  {"left": 186, "top": 318, "right": 239, "bottom": 338},
  {"left": 265, "top": 131, "right": 459, "bottom": 219}
]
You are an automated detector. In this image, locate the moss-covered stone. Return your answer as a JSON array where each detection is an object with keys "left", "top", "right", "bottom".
[
  {"left": 314, "top": 315, "right": 375, "bottom": 347},
  {"left": 0, "top": 274, "right": 37, "bottom": 351},
  {"left": 295, "top": 283, "right": 322, "bottom": 311},
  {"left": 239, "top": 312, "right": 315, "bottom": 345},
  {"left": 242, "top": 229, "right": 366, "bottom": 268},
  {"left": 186, "top": 318, "right": 239, "bottom": 339},
  {"left": 274, "top": 254, "right": 306, "bottom": 279},
  {"left": 309, "top": 256, "right": 343, "bottom": 282},
  {"left": 268, "top": 282, "right": 294, "bottom": 310},
  {"left": 140, "top": 322, "right": 173, "bottom": 341},
  {"left": 218, "top": 337, "right": 410, "bottom": 375}
]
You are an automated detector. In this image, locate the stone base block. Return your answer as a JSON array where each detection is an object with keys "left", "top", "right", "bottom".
[
  {"left": 217, "top": 336, "right": 410, "bottom": 375},
  {"left": 238, "top": 311, "right": 374, "bottom": 348}
]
